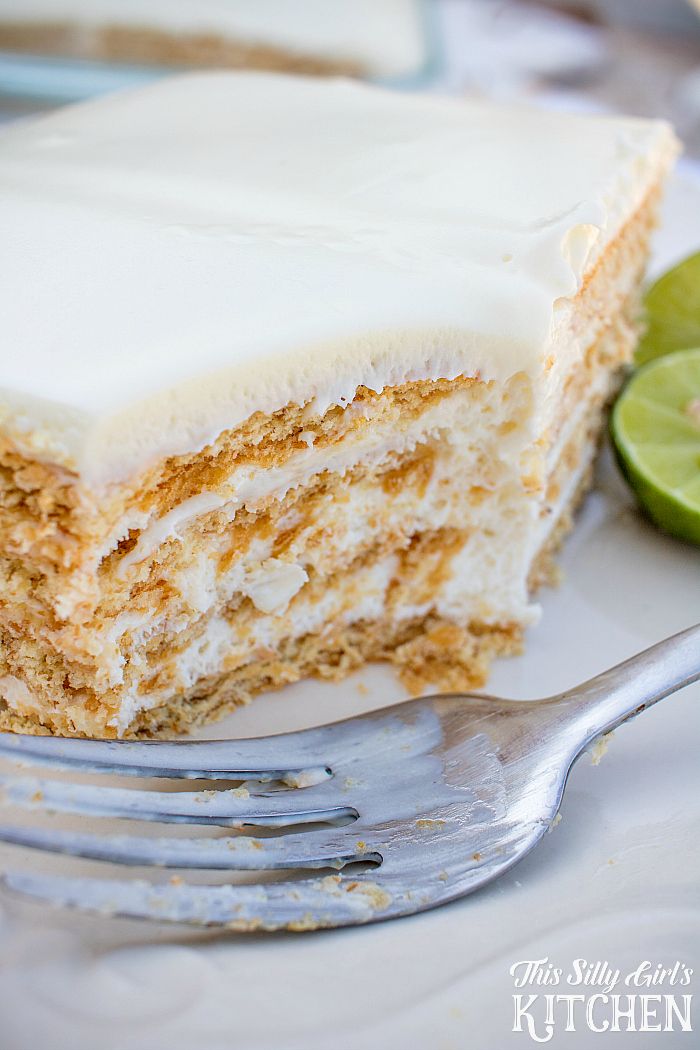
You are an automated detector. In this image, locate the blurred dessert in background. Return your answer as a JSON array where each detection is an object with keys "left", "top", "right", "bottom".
[{"left": 0, "top": 0, "right": 428, "bottom": 79}]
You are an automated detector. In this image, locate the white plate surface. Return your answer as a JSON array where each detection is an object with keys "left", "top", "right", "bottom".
[{"left": 0, "top": 165, "right": 699, "bottom": 1050}]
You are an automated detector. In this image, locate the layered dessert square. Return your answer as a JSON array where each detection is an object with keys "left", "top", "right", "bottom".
[
  {"left": 0, "top": 73, "right": 677, "bottom": 737},
  {"left": 0, "top": 0, "right": 427, "bottom": 79}
]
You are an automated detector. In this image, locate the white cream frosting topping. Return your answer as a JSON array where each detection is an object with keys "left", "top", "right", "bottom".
[
  {"left": 0, "top": 0, "right": 426, "bottom": 77},
  {"left": 0, "top": 71, "right": 677, "bottom": 486}
]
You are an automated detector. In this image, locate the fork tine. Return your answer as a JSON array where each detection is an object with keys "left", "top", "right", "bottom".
[
  {"left": 2, "top": 869, "right": 401, "bottom": 929},
  {"left": 0, "top": 731, "right": 331, "bottom": 782},
  {"left": 0, "top": 701, "right": 443, "bottom": 779},
  {"left": 0, "top": 824, "right": 379, "bottom": 870},
  {"left": 0, "top": 774, "right": 355, "bottom": 827}
]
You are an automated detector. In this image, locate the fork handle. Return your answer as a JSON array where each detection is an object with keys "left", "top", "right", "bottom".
[{"left": 554, "top": 623, "right": 700, "bottom": 747}]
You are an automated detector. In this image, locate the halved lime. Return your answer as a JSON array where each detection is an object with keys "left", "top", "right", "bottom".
[
  {"left": 636, "top": 251, "right": 700, "bottom": 365},
  {"left": 611, "top": 347, "right": 700, "bottom": 545}
]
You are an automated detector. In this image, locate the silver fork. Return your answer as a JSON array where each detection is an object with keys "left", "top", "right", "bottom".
[{"left": 0, "top": 625, "right": 697, "bottom": 931}]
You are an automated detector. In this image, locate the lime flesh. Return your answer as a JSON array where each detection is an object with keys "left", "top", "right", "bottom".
[
  {"left": 637, "top": 251, "right": 700, "bottom": 365},
  {"left": 611, "top": 347, "right": 700, "bottom": 545}
]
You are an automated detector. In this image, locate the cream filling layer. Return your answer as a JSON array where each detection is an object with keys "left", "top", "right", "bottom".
[
  {"left": 1, "top": 385, "right": 602, "bottom": 733},
  {"left": 109, "top": 373, "right": 535, "bottom": 576},
  {"left": 108, "top": 375, "right": 610, "bottom": 732},
  {"left": 92, "top": 350, "right": 615, "bottom": 693},
  {"left": 97, "top": 444, "right": 531, "bottom": 691}
]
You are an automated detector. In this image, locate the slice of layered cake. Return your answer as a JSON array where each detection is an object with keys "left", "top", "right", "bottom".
[{"left": 0, "top": 73, "right": 677, "bottom": 738}]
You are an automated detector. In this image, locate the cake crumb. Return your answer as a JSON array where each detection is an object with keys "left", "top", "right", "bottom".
[
  {"left": 548, "top": 812, "right": 562, "bottom": 833},
  {"left": 589, "top": 732, "right": 614, "bottom": 766}
]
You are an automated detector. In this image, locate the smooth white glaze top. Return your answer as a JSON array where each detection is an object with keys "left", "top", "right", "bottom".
[
  {"left": 0, "top": 0, "right": 427, "bottom": 77},
  {"left": 0, "top": 72, "right": 676, "bottom": 487}
]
